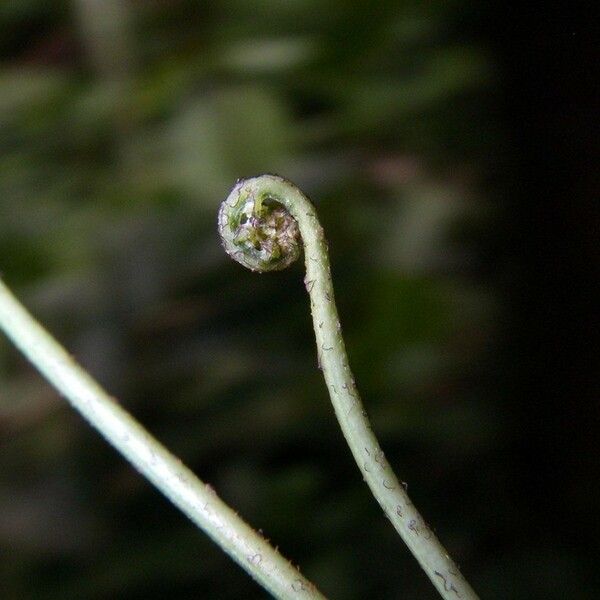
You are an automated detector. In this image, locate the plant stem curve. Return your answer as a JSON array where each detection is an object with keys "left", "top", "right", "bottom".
[{"left": 219, "top": 174, "right": 479, "bottom": 600}]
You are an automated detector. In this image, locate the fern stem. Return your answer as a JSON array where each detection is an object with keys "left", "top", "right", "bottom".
[
  {"left": 219, "top": 174, "right": 479, "bottom": 600},
  {"left": 0, "top": 278, "right": 325, "bottom": 600}
]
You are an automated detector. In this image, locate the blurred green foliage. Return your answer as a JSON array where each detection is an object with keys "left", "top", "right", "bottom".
[{"left": 2, "top": 1, "right": 588, "bottom": 599}]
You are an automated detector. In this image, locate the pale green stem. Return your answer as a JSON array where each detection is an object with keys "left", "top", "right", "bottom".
[
  {"left": 0, "top": 278, "right": 325, "bottom": 600},
  {"left": 219, "top": 175, "right": 479, "bottom": 600}
]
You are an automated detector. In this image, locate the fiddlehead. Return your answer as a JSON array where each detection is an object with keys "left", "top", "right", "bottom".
[
  {"left": 219, "top": 174, "right": 479, "bottom": 600},
  {"left": 218, "top": 180, "right": 301, "bottom": 272}
]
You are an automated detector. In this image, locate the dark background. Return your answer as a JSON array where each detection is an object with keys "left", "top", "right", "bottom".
[{"left": 0, "top": 2, "right": 597, "bottom": 598}]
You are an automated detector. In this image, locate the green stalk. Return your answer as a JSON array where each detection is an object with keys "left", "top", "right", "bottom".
[
  {"left": 219, "top": 174, "right": 479, "bottom": 600},
  {"left": 0, "top": 278, "right": 325, "bottom": 600}
]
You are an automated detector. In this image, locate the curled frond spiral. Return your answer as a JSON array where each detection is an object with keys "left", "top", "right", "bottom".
[{"left": 218, "top": 177, "right": 301, "bottom": 272}]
